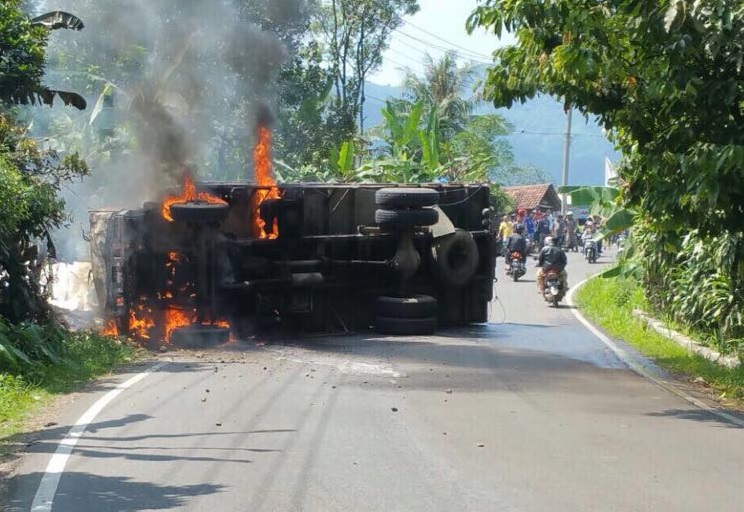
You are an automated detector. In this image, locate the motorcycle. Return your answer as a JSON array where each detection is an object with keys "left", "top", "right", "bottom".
[
  {"left": 505, "top": 251, "right": 526, "bottom": 281},
  {"left": 584, "top": 238, "right": 598, "bottom": 263},
  {"left": 542, "top": 266, "right": 566, "bottom": 307}
]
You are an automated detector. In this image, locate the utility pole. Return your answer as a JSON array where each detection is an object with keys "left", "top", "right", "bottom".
[{"left": 561, "top": 107, "right": 573, "bottom": 215}]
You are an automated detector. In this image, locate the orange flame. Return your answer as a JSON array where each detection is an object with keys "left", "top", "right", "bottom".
[
  {"left": 211, "top": 319, "right": 230, "bottom": 329},
  {"left": 162, "top": 173, "right": 227, "bottom": 222},
  {"left": 129, "top": 305, "right": 155, "bottom": 340},
  {"left": 101, "top": 318, "right": 119, "bottom": 337},
  {"left": 164, "top": 307, "right": 194, "bottom": 342},
  {"left": 251, "top": 125, "right": 280, "bottom": 239}
]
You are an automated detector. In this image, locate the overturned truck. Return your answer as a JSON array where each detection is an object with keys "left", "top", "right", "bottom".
[{"left": 90, "top": 182, "right": 496, "bottom": 345}]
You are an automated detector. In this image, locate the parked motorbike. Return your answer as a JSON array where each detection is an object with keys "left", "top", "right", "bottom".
[
  {"left": 583, "top": 237, "right": 598, "bottom": 263},
  {"left": 542, "top": 266, "right": 566, "bottom": 307},
  {"left": 506, "top": 251, "right": 526, "bottom": 281}
]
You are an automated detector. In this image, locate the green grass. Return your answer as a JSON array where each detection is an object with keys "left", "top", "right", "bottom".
[
  {"left": 0, "top": 331, "right": 139, "bottom": 452},
  {"left": 576, "top": 276, "right": 744, "bottom": 405}
]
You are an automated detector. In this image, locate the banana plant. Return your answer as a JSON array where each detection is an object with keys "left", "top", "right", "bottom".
[
  {"left": 558, "top": 185, "right": 636, "bottom": 238},
  {"left": 328, "top": 140, "right": 356, "bottom": 181},
  {"left": 559, "top": 184, "right": 642, "bottom": 278}
]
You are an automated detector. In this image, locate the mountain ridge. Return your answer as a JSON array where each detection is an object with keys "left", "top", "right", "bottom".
[{"left": 364, "top": 81, "right": 619, "bottom": 186}]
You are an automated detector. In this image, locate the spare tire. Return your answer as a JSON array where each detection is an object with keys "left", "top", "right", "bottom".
[
  {"left": 431, "top": 228, "right": 480, "bottom": 287},
  {"left": 375, "top": 208, "right": 438, "bottom": 229},
  {"left": 376, "top": 295, "right": 437, "bottom": 319},
  {"left": 375, "top": 316, "right": 437, "bottom": 335},
  {"left": 375, "top": 187, "right": 439, "bottom": 208},
  {"left": 170, "top": 202, "right": 229, "bottom": 223}
]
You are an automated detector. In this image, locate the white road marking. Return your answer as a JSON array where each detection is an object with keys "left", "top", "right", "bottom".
[
  {"left": 567, "top": 280, "right": 744, "bottom": 428},
  {"left": 30, "top": 361, "right": 168, "bottom": 512}
]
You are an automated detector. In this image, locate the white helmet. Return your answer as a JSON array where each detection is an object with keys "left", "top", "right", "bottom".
[{"left": 544, "top": 236, "right": 553, "bottom": 246}]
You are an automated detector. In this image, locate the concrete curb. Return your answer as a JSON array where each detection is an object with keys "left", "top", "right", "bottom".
[
  {"left": 566, "top": 277, "right": 744, "bottom": 428},
  {"left": 632, "top": 309, "right": 740, "bottom": 369}
]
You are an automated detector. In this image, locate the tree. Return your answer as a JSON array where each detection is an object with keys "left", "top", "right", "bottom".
[
  {"left": 468, "top": 0, "right": 744, "bottom": 235},
  {"left": 403, "top": 52, "right": 477, "bottom": 149},
  {"left": 468, "top": 0, "right": 744, "bottom": 348},
  {"left": 0, "top": 0, "right": 88, "bottom": 323},
  {"left": 316, "top": 0, "right": 419, "bottom": 133},
  {"left": 0, "top": 1, "right": 86, "bottom": 109}
]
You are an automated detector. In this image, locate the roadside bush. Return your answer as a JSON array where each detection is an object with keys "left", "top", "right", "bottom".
[
  {"left": 0, "top": 318, "right": 134, "bottom": 382},
  {"left": 634, "top": 224, "right": 744, "bottom": 356}
]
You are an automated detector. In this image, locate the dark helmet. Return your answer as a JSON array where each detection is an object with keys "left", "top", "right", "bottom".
[{"left": 514, "top": 223, "right": 525, "bottom": 234}]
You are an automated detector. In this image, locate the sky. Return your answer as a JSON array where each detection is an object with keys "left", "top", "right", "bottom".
[{"left": 369, "top": 0, "right": 515, "bottom": 86}]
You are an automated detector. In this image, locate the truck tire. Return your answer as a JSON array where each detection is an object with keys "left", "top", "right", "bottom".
[
  {"left": 375, "top": 187, "right": 439, "bottom": 208},
  {"left": 376, "top": 295, "right": 438, "bottom": 319},
  {"left": 170, "top": 325, "right": 230, "bottom": 348},
  {"left": 375, "top": 207, "right": 438, "bottom": 228},
  {"left": 431, "top": 228, "right": 479, "bottom": 287},
  {"left": 375, "top": 316, "right": 437, "bottom": 335},
  {"left": 170, "top": 202, "right": 229, "bottom": 223}
]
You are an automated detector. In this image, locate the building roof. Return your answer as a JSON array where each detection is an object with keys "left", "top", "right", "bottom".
[{"left": 503, "top": 184, "right": 562, "bottom": 212}]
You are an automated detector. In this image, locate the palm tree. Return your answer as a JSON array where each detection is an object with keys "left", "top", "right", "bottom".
[{"left": 402, "top": 52, "right": 478, "bottom": 144}]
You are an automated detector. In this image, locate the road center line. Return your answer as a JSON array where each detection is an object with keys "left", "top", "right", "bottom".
[
  {"left": 567, "top": 279, "right": 744, "bottom": 429},
  {"left": 30, "top": 361, "right": 169, "bottom": 512}
]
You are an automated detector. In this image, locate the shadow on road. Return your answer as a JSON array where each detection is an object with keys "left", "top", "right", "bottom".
[
  {"left": 3, "top": 472, "right": 224, "bottom": 512},
  {"left": 646, "top": 408, "right": 744, "bottom": 429}
]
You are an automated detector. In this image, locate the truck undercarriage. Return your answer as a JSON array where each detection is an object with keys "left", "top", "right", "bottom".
[{"left": 91, "top": 181, "right": 496, "bottom": 346}]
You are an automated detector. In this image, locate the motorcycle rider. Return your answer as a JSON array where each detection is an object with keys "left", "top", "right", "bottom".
[
  {"left": 505, "top": 223, "right": 528, "bottom": 273},
  {"left": 536, "top": 236, "right": 568, "bottom": 294},
  {"left": 581, "top": 220, "right": 596, "bottom": 253}
]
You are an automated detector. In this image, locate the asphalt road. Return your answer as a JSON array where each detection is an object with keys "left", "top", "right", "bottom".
[{"left": 5, "top": 249, "right": 744, "bottom": 511}]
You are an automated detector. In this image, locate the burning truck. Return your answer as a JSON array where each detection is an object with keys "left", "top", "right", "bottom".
[{"left": 91, "top": 124, "right": 496, "bottom": 346}]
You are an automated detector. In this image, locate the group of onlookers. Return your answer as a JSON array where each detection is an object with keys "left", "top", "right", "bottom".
[{"left": 497, "top": 208, "right": 604, "bottom": 252}]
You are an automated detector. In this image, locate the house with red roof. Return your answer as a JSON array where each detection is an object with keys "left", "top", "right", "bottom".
[{"left": 503, "top": 184, "right": 562, "bottom": 213}]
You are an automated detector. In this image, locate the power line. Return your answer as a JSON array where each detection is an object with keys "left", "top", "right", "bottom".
[
  {"left": 507, "top": 130, "right": 606, "bottom": 137},
  {"left": 351, "top": 0, "right": 494, "bottom": 63},
  {"left": 402, "top": 19, "right": 493, "bottom": 61},
  {"left": 386, "top": 45, "right": 425, "bottom": 65},
  {"left": 380, "top": 54, "right": 411, "bottom": 70},
  {"left": 392, "top": 29, "right": 492, "bottom": 64}
]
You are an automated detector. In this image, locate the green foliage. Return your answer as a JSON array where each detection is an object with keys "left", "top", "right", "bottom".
[
  {"left": 470, "top": 0, "right": 744, "bottom": 353},
  {"left": 0, "top": 114, "right": 88, "bottom": 323},
  {"left": 0, "top": 0, "right": 47, "bottom": 104},
  {"left": 274, "top": 41, "right": 343, "bottom": 169},
  {"left": 559, "top": 184, "right": 636, "bottom": 239},
  {"left": 0, "top": 1, "right": 85, "bottom": 109},
  {"left": 636, "top": 225, "right": 744, "bottom": 354},
  {"left": 0, "top": 319, "right": 135, "bottom": 382},
  {"left": 403, "top": 52, "right": 477, "bottom": 149},
  {"left": 1, "top": 328, "right": 136, "bottom": 444},
  {"left": 577, "top": 275, "right": 744, "bottom": 403},
  {"left": 315, "top": 0, "right": 420, "bottom": 132}
]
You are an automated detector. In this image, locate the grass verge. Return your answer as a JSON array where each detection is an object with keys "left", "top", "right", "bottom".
[
  {"left": 0, "top": 331, "right": 138, "bottom": 455},
  {"left": 576, "top": 275, "right": 744, "bottom": 405}
]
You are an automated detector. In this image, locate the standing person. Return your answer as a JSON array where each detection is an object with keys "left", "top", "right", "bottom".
[
  {"left": 536, "top": 236, "right": 568, "bottom": 293},
  {"left": 498, "top": 215, "right": 513, "bottom": 242},
  {"left": 564, "top": 212, "right": 578, "bottom": 251},
  {"left": 551, "top": 214, "right": 566, "bottom": 247},
  {"left": 536, "top": 212, "right": 551, "bottom": 250},
  {"left": 516, "top": 208, "right": 527, "bottom": 224},
  {"left": 524, "top": 210, "right": 535, "bottom": 249}
]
